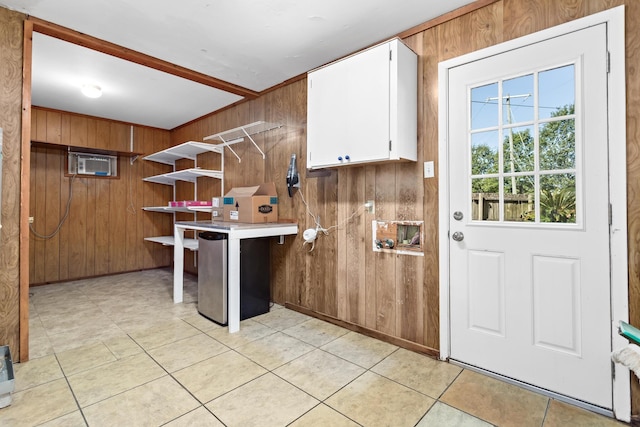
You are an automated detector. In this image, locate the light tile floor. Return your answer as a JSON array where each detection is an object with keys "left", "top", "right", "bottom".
[{"left": 1, "top": 268, "right": 628, "bottom": 426}]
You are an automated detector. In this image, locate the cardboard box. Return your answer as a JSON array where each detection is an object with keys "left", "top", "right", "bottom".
[
  {"left": 223, "top": 182, "right": 278, "bottom": 223},
  {"left": 211, "top": 197, "right": 224, "bottom": 208},
  {"left": 211, "top": 208, "right": 224, "bottom": 221}
]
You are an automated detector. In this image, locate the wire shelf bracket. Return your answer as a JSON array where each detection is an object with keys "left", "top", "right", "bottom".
[{"left": 203, "top": 121, "right": 282, "bottom": 163}]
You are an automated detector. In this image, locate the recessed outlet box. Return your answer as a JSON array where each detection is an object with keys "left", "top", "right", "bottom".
[{"left": 372, "top": 220, "right": 424, "bottom": 256}]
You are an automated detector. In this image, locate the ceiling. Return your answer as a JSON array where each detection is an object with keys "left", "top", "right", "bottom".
[{"left": 1, "top": 0, "right": 474, "bottom": 130}]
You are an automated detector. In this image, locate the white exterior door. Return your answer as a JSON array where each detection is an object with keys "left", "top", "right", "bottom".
[{"left": 447, "top": 24, "right": 612, "bottom": 408}]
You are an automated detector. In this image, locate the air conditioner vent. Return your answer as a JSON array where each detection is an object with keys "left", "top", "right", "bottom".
[{"left": 68, "top": 152, "right": 118, "bottom": 177}]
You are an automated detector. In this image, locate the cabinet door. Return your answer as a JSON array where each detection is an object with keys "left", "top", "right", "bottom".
[{"left": 307, "top": 43, "right": 390, "bottom": 168}]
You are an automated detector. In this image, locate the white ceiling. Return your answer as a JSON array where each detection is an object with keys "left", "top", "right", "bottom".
[
  {"left": 32, "top": 33, "right": 244, "bottom": 129},
  {"left": 1, "top": 0, "right": 474, "bottom": 130}
]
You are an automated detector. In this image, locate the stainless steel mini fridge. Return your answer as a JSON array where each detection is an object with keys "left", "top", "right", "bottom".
[
  {"left": 198, "top": 232, "right": 228, "bottom": 324},
  {"left": 198, "top": 232, "right": 270, "bottom": 325}
]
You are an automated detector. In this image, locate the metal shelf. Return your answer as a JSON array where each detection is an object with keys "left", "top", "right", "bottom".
[
  {"left": 144, "top": 236, "right": 198, "bottom": 251},
  {"left": 203, "top": 121, "right": 282, "bottom": 162},
  {"left": 143, "top": 168, "right": 223, "bottom": 185},
  {"left": 144, "top": 206, "right": 191, "bottom": 213},
  {"left": 143, "top": 139, "right": 223, "bottom": 251},
  {"left": 143, "top": 205, "right": 214, "bottom": 213},
  {"left": 186, "top": 206, "right": 213, "bottom": 212},
  {"left": 142, "top": 141, "right": 223, "bottom": 165}
]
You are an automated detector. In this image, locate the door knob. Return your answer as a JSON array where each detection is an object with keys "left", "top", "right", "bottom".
[{"left": 452, "top": 231, "right": 464, "bottom": 242}]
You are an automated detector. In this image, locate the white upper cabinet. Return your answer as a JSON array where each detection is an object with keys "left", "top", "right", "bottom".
[{"left": 306, "top": 38, "right": 417, "bottom": 169}]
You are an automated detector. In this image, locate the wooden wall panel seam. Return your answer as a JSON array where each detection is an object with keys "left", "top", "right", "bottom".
[{"left": 28, "top": 108, "right": 173, "bottom": 285}]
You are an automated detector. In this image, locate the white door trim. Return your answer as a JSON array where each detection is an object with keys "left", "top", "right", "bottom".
[{"left": 437, "top": 6, "right": 629, "bottom": 422}]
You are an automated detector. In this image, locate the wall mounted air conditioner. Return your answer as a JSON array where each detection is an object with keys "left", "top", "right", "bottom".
[{"left": 68, "top": 152, "right": 117, "bottom": 176}]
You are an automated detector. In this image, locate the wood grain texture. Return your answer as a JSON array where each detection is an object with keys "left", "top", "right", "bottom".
[
  {"left": 57, "top": 144, "right": 70, "bottom": 281},
  {"left": 305, "top": 170, "right": 339, "bottom": 316},
  {"left": 8, "top": 3, "right": 640, "bottom": 406},
  {"left": 286, "top": 302, "right": 440, "bottom": 359},
  {"left": 374, "top": 164, "right": 397, "bottom": 335},
  {"left": 397, "top": 0, "right": 501, "bottom": 39},
  {"left": 402, "top": 33, "right": 427, "bottom": 344},
  {"left": 364, "top": 165, "right": 378, "bottom": 329},
  {"left": 395, "top": 135, "right": 424, "bottom": 342},
  {"left": 0, "top": 7, "right": 25, "bottom": 360},
  {"left": 43, "top": 147, "right": 61, "bottom": 280},
  {"left": 30, "top": 147, "right": 46, "bottom": 284},
  {"left": 20, "top": 18, "right": 33, "bottom": 361},
  {"left": 503, "top": 0, "right": 547, "bottom": 40},
  {"left": 421, "top": 26, "right": 442, "bottom": 349},
  {"left": 345, "top": 167, "right": 366, "bottom": 325},
  {"left": 167, "top": 0, "right": 638, "bottom": 357},
  {"left": 28, "top": 108, "right": 172, "bottom": 284},
  {"left": 336, "top": 168, "right": 349, "bottom": 320},
  {"left": 66, "top": 119, "right": 86, "bottom": 279}
]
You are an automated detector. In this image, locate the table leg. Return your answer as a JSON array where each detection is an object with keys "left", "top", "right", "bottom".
[
  {"left": 173, "top": 226, "right": 185, "bottom": 303},
  {"left": 228, "top": 237, "right": 241, "bottom": 333}
]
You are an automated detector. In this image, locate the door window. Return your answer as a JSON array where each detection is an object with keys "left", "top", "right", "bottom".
[{"left": 469, "top": 64, "right": 577, "bottom": 225}]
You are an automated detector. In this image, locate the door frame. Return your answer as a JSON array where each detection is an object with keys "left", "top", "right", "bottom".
[{"left": 437, "top": 6, "right": 628, "bottom": 421}]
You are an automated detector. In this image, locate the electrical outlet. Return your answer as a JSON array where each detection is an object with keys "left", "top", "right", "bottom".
[
  {"left": 424, "top": 161, "right": 434, "bottom": 178},
  {"left": 28, "top": 216, "right": 34, "bottom": 224},
  {"left": 365, "top": 200, "right": 375, "bottom": 213}
]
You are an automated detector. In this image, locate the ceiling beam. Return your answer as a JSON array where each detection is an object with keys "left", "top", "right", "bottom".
[{"left": 29, "top": 17, "right": 259, "bottom": 99}]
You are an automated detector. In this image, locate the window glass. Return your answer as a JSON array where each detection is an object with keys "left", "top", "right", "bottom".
[
  {"left": 504, "top": 176, "right": 535, "bottom": 222},
  {"left": 539, "top": 65, "right": 575, "bottom": 120},
  {"left": 503, "top": 125, "right": 535, "bottom": 173},
  {"left": 539, "top": 118, "right": 575, "bottom": 170},
  {"left": 471, "top": 177, "right": 500, "bottom": 221},
  {"left": 502, "top": 74, "right": 534, "bottom": 124},
  {"left": 540, "top": 173, "right": 576, "bottom": 223},
  {"left": 471, "top": 131, "right": 499, "bottom": 175},
  {"left": 471, "top": 83, "right": 499, "bottom": 130}
]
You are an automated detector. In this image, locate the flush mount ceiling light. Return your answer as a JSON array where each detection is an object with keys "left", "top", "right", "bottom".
[{"left": 81, "top": 84, "right": 102, "bottom": 98}]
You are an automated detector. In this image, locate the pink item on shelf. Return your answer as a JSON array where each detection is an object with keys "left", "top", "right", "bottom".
[{"left": 169, "top": 201, "right": 213, "bottom": 207}]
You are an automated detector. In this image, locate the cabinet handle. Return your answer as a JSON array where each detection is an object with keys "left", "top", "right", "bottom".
[
  {"left": 338, "top": 156, "right": 343, "bottom": 161},
  {"left": 345, "top": 155, "right": 350, "bottom": 160}
]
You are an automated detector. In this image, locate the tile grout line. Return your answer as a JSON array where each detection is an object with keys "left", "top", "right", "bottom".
[
  {"left": 29, "top": 272, "right": 511, "bottom": 427},
  {"left": 425, "top": 368, "right": 498, "bottom": 426},
  {"left": 120, "top": 332, "right": 230, "bottom": 426},
  {"left": 540, "top": 398, "right": 552, "bottom": 427},
  {"left": 182, "top": 314, "right": 371, "bottom": 425},
  {"left": 40, "top": 305, "right": 387, "bottom": 426},
  {"left": 53, "top": 352, "right": 91, "bottom": 426},
  {"left": 254, "top": 327, "right": 367, "bottom": 427}
]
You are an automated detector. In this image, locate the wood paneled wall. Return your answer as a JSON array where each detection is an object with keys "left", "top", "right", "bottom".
[
  {"left": 173, "top": 74, "right": 438, "bottom": 346},
  {"left": 172, "top": 0, "right": 640, "bottom": 405},
  {"left": 4, "top": 0, "right": 639, "bottom": 414},
  {"left": 29, "top": 108, "right": 174, "bottom": 284},
  {"left": 0, "top": 7, "right": 26, "bottom": 360}
]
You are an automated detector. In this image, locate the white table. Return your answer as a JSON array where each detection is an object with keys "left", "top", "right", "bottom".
[{"left": 174, "top": 220, "right": 298, "bottom": 333}]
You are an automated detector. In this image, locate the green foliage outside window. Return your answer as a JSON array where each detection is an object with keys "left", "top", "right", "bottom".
[{"left": 471, "top": 105, "right": 576, "bottom": 223}]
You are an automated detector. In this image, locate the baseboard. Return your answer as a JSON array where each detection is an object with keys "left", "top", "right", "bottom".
[{"left": 284, "top": 302, "right": 440, "bottom": 359}]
